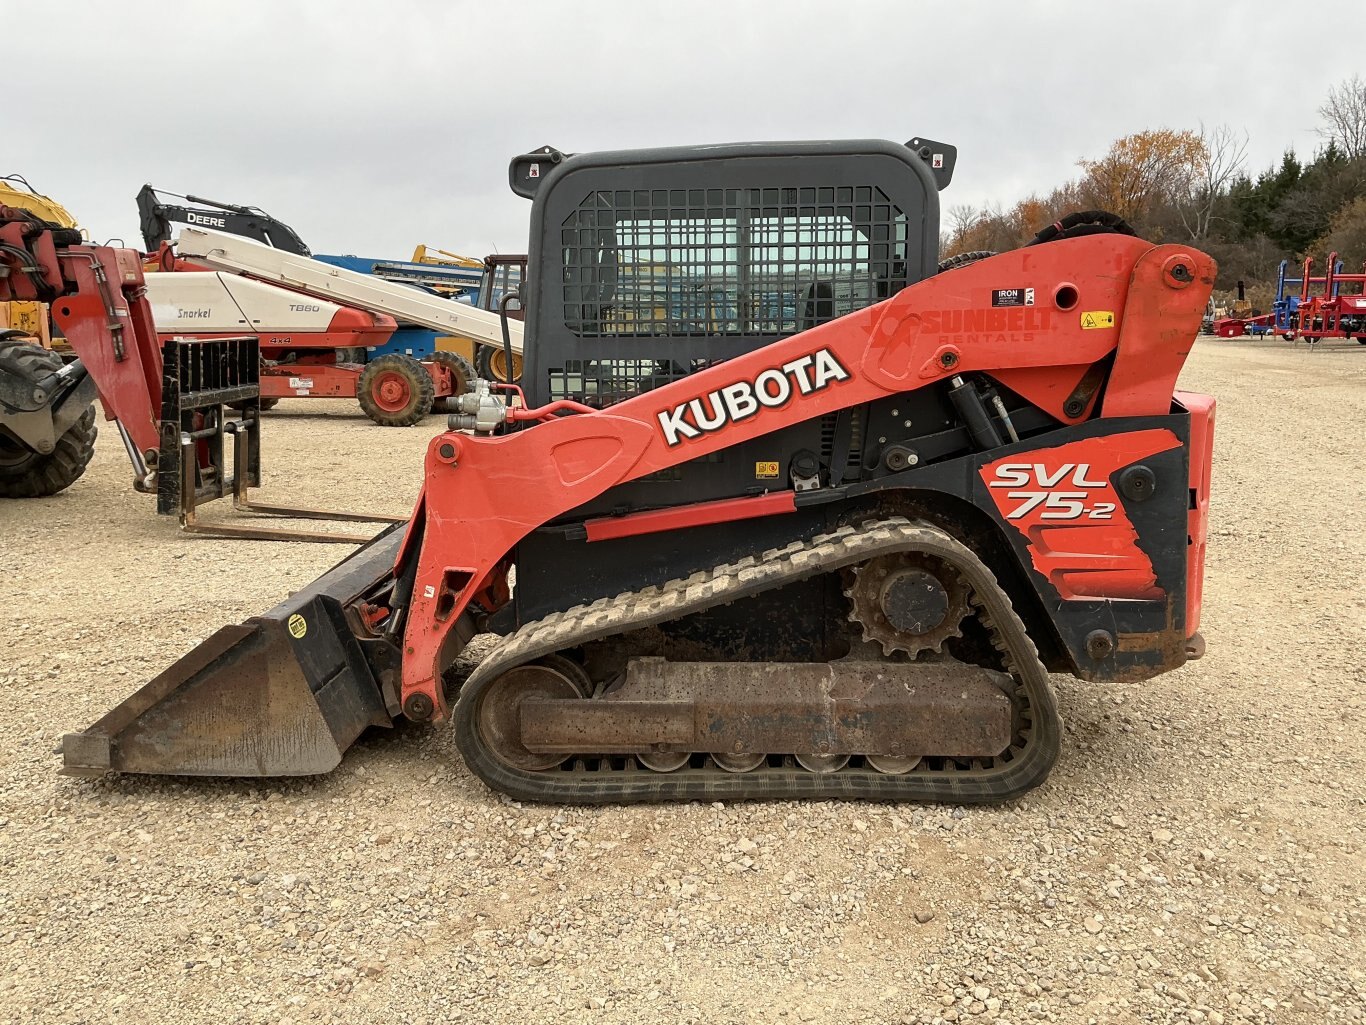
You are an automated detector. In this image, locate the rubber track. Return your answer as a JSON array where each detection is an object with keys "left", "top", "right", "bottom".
[{"left": 452, "top": 518, "right": 1061, "bottom": 804}]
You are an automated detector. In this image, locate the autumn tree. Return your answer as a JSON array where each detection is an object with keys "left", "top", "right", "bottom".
[
  {"left": 1077, "top": 129, "right": 1205, "bottom": 229},
  {"left": 934, "top": 116, "right": 1362, "bottom": 293},
  {"left": 1317, "top": 74, "right": 1366, "bottom": 160}
]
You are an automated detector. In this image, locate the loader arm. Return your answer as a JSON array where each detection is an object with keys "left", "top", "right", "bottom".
[{"left": 393, "top": 235, "right": 1214, "bottom": 721}]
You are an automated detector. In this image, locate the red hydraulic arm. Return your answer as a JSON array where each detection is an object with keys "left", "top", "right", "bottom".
[
  {"left": 386, "top": 235, "right": 1215, "bottom": 722},
  {"left": 49, "top": 248, "right": 163, "bottom": 458},
  {"left": 0, "top": 209, "right": 163, "bottom": 460}
]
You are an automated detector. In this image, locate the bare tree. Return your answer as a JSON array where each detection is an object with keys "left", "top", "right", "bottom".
[
  {"left": 941, "top": 203, "right": 979, "bottom": 252},
  {"left": 1179, "top": 123, "right": 1249, "bottom": 241},
  {"left": 948, "top": 203, "right": 978, "bottom": 238},
  {"left": 1317, "top": 74, "right": 1366, "bottom": 159}
]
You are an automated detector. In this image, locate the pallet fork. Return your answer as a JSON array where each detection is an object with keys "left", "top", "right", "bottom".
[{"left": 155, "top": 336, "right": 402, "bottom": 542}]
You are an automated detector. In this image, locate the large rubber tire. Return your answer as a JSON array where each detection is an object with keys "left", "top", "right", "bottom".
[
  {"left": 475, "top": 344, "right": 523, "bottom": 384},
  {"left": 357, "top": 353, "right": 434, "bottom": 427},
  {"left": 427, "top": 351, "right": 476, "bottom": 413},
  {"left": 0, "top": 338, "right": 97, "bottom": 498}
]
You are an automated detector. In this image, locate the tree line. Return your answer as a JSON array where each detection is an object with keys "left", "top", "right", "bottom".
[{"left": 943, "top": 75, "right": 1366, "bottom": 306}]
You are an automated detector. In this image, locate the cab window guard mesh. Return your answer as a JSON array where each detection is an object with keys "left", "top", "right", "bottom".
[{"left": 561, "top": 186, "right": 908, "bottom": 337}]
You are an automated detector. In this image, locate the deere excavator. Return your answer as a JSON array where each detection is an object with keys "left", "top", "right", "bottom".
[
  {"left": 136, "top": 185, "right": 312, "bottom": 256},
  {"left": 57, "top": 137, "right": 1216, "bottom": 804}
]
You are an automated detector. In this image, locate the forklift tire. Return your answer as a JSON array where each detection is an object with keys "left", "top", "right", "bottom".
[
  {"left": 357, "top": 354, "right": 434, "bottom": 427},
  {"left": 0, "top": 338, "right": 97, "bottom": 498},
  {"left": 334, "top": 347, "right": 367, "bottom": 365},
  {"left": 476, "top": 344, "right": 523, "bottom": 384},
  {"left": 427, "top": 351, "right": 476, "bottom": 413}
]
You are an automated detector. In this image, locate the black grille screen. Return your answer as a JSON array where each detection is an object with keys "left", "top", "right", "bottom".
[
  {"left": 547, "top": 358, "right": 693, "bottom": 406},
  {"left": 561, "top": 186, "right": 909, "bottom": 339}
]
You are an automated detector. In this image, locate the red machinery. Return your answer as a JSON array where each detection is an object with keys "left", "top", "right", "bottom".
[
  {"left": 0, "top": 205, "right": 395, "bottom": 539},
  {"left": 1213, "top": 314, "right": 1271, "bottom": 338},
  {"left": 148, "top": 247, "right": 474, "bottom": 425},
  {"left": 55, "top": 138, "right": 1220, "bottom": 807},
  {"left": 1, "top": 206, "right": 162, "bottom": 496},
  {"left": 1287, "top": 252, "right": 1366, "bottom": 344}
]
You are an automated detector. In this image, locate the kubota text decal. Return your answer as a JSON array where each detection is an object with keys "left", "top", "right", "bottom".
[
  {"left": 656, "top": 348, "right": 850, "bottom": 446},
  {"left": 980, "top": 430, "right": 1181, "bottom": 601}
]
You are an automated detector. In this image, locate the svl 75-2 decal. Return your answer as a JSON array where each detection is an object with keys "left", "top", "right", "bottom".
[
  {"left": 988, "top": 462, "right": 1116, "bottom": 521},
  {"left": 980, "top": 431, "right": 1181, "bottom": 601}
]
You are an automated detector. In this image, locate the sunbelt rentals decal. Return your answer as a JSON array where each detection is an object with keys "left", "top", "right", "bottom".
[{"left": 656, "top": 349, "right": 850, "bottom": 446}]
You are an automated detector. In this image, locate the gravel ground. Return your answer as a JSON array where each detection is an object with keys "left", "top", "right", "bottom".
[{"left": 1, "top": 338, "right": 1364, "bottom": 1025}]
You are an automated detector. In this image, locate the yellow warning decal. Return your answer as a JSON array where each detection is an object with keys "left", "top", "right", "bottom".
[
  {"left": 1080, "top": 311, "right": 1115, "bottom": 330},
  {"left": 755, "top": 461, "right": 780, "bottom": 479},
  {"left": 287, "top": 614, "right": 307, "bottom": 639}
]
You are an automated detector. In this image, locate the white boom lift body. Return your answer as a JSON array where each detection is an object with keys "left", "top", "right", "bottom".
[{"left": 175, "top": 227, "right": 524, "bottom": 354}]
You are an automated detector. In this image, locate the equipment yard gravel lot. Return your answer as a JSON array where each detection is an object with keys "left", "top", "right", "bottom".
[{"left": 1, "top": 338, "right": 1363, "bottom": 1025}]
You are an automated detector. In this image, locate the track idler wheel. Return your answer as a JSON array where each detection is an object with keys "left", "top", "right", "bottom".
[
  {"left": 866, "top": 755, "right": 922, "bottom": 775},
  {"left": 637, "top": 751, "right": 690, "bottom": 772},
  {"left": 475, "top": 656, "right": 590, "bottom": 771}
]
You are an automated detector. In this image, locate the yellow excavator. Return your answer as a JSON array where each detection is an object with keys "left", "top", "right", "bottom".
[{"left": 0, "top": 175, "right": 82, "bottom": 348}]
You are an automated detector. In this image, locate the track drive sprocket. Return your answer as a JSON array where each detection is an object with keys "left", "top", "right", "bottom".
[{"left": 843, "top": 551, "right": 970, "bottom": 656}]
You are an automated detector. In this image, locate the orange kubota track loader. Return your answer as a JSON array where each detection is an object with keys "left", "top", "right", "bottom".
[{"left": 60, "top": 139, "right": 1216, "bottom": 804}]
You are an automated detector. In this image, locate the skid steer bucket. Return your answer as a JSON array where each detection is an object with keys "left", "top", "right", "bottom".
[{"left": 61, "top": 525, "right": 405, "bottom": 778}]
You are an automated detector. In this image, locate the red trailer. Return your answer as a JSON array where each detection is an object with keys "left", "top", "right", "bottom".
[{"left": 1287, "top": 253, "right": 1366, "bottom": 345}]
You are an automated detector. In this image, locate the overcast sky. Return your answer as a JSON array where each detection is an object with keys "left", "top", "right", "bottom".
[{"left": 7, "top": 1, "right": 1355, "bottom": 259}]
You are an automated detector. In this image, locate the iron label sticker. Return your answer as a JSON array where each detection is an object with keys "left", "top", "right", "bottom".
[{"left": 991, "top": 288, "right": 1035, "bottom": 307}]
